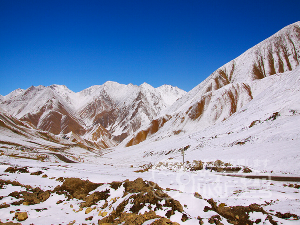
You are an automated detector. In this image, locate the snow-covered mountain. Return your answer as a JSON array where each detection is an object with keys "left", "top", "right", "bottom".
[
  {"left": 1, "top": 22, "right": 299, "bottom": 151},
  {"left": 0, "top": 82, "right": 186, "bottom": 148},
  {"left": 1, "top": 22, "right": 300, "bottom": 225},
  {"left": 0, "top": 85, "right": 86, "bottom": 136},
  {"left": 77, "top": 82, "right": 186, "bottom": 142},
  {"left": 125, "top": 21, "right": 300, "bottom": 146}
]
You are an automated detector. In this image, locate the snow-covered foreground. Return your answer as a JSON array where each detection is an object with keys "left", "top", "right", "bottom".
[{"left": 0, "top": 151, "right": 299, "bottom": 224}]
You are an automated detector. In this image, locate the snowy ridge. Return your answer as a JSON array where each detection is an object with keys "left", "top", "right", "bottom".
[
  {"left": 125, "top": 21, "right": 300, "bottom": 146},
  {"left": 0, "top": 82, "right": 186, "bottom": 147},
  {"left": 167, "top": 21, "right": 300, "bottom": 116}
]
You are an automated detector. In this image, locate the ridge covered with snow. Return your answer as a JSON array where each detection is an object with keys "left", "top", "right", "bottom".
[
  {"left": 0, "top": 82, "right": 186, "bottom": 147},
  {"left": 125, "top": 21, "right": 300, "bottom": 146}
]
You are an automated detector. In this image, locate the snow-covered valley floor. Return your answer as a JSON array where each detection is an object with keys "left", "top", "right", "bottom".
[{"left": 0, "top": 149, "right": 299, "bottom": 225}]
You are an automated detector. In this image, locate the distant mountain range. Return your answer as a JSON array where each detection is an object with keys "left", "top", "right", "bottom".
[
  {"left": 1, "top": 21, "right": 299, "bottom": 151},
  {"left": 0, "top": 81, "right": 186, "bottom": 149}
]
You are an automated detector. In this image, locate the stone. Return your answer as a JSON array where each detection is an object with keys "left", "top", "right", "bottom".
[
  {"left": 15, "top": 212, "right": 28, "bottom": 221},
  {"left": 194, "top": 192, "right": 202, "bottom": 199},
  {"left": 85, "top": 207, "right": 93, "bottom": 214}
]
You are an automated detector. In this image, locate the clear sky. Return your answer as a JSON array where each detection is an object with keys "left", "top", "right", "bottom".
[{"left": 1, "top": 0, "right": 299, "bottom": 95}]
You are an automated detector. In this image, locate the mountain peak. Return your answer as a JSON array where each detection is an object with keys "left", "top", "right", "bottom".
[
  {"left": 103, "top": 81, "right": 120, "bottom": 86},
  {"left": 102, "top": 81, "right": 136, "bottom": 91},
  {"left": 49, "top": 84, "right": 68, "bottom": 89},
  {"left": 140, "top": 82, "right": 154, "bottom": 90},
  {"left": 4, "top": 88, "right": 25, "bottom": 98}
]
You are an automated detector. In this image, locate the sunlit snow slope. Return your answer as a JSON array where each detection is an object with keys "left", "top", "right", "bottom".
[{"left": 125, "top": 21, "right": 300, "bottom": 146}]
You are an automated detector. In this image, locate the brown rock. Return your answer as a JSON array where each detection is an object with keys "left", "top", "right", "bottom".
[
  {"left": 15, "top": 212, "right": 28, "bottom": 221},
  {"left": 85, "top": 207, "right": 93, "bottom": 214},
  {"left": 194, "top": 192, "right": 202, "bottom": 199},
  {"left": 151, "top": 217, "right": 180, "bottom": 225}
]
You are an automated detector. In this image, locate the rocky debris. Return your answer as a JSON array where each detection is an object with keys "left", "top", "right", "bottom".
[
  {"left": 0, "top": 202, "right": 10, "bottom": 208},
  {"left": 98, "top": 178, "right": 187, "bottom": 224},
  {"left": 0, "top": 179, "right": 26, "bottom": 189},
  {"left": 283, "top": 183, "right": 300, "bottom": 189},
  {"left": 85, "top": 216, "right": 93, "bottom": 221},
  {"left": 181, "top": 213, "right": 189, "bottom": 222},
  {"left": 152, "top": 159, "right": 254, "bottom": 173},
  {"left": 80, "top": 189, "right": 110, "bottom": 208},
  {"left": 124, "top": 178, "right": 183, "bottom": 215},
  {"left": 190, "top": 160, "right": 203, "bottom": 171},
  {"left": 204, "top": 199, "right": 268, "bottom": 224},
  {"left": 55, "top": 177, "right": 65, "bottom": 182},
  {"left": 194, "top": 192, "right": 202, "bottom": 199},
  {"left": 203, "top": 198, "right": 300, "bottom": 224},
  {"left": 204, "top": 160, "right": 244, "bottom": 173},
  {"left": 275, "top": 212, "right": 299, "bottom": 220},
  {"left": 0, "top": 178, "right": 50, "bottom": 206},
  {"left": 267, "top": 112, "right": 280, "bottom": 121},
  {"left": 4, "top": 167, "right": 29, "bottom": 174},
  {"left": 197, "top": 216, "right": 204, "bottom": 224},
  {"left": 53, "top": 178, "right": 103, "bottom": 200},
  {"left": 9, "top": 187, "right": 50, "bottom": 206},
  {"left": 85, "top": 207, "right": 93, "bottom": 214},
  {"left": 30, "top": 171, "right": 43, "bottom": 175},
  {"left": 242, "top": 167, "right": 252, "bottom": 173},
  {"left": 0, "top": 175, "right": 191, "bottom": 224},
  {"left": 151, "top": 217, "right": 180, "bottom": 225},
  {"left": 123, "top": 177, "right": 161, "bottom": 194},
  {"left": 34, "top": 208, "right": 47, "bottom": 212},
  {"left": 205, "top": 166, "right": 240, "bottom": 172},
  {"left": 208, "top": 214, "right": 222, "bottom": 224},
  {"left": 110, "top": 181, "right": 122, "bottom": 190},
  {"left": 266, "top": 215, "right": 278, "bottom": 225},
  {"left": 15, "top": 212, "right": 28, "bottom": 221}
]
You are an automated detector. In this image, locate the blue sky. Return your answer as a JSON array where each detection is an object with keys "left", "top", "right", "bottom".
[{"left": 0, "top": 0, "right": 299, "bottom": 95}]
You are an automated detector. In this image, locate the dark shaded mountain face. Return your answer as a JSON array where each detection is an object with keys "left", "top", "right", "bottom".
[{"left": 1, "top": 22, "right": 299, "bottom": 149}]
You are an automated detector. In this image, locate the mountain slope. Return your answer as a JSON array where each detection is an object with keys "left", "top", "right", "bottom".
[
  {"left": 105, "top": 65, "right": 300, "bottom": 175},
  {"left": 0, "top": 111, "right": 69, "bottom": 151},
  {"left": 0, "top": 85, "right": 86, "bottom": 136},
  {"left": 125, "top": 21, "right": 300, "bottom": 146}
]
